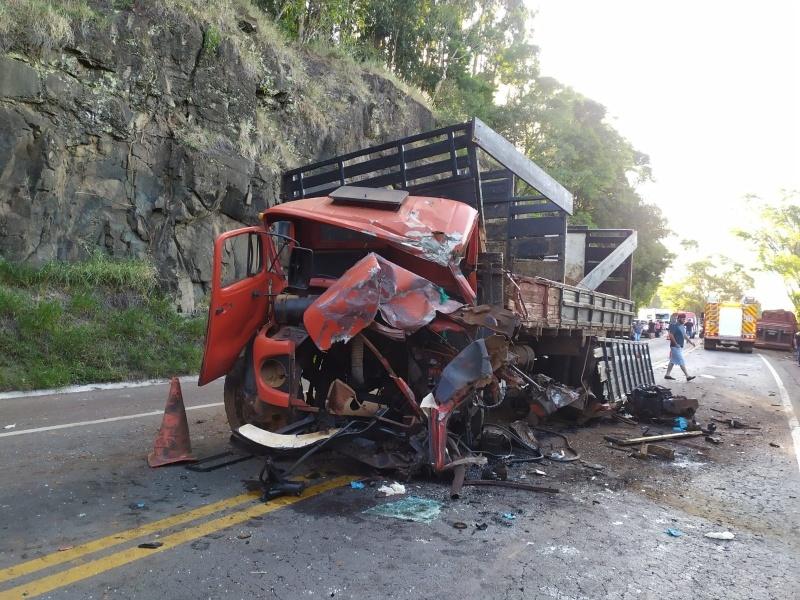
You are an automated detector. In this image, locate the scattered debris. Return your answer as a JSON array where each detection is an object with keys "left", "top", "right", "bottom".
[
  {"left": 583, "top": 463, "right": 605, "bottom": 471},
  {"left": 710, "top": 408, "right": 730, "bottom": 415},
  {"left": 128, "top": 502, "right": 147, "bottom": 510},
  {"left": 632, "top": 443, "right": 675, "bottom": 461},
  {"left": 57, "top": 546, "right": 74, "bottom": 552},
  {"left": 452, "top": 521, "right": 468, "bottom": 530},
  {"left": 769, "top": 442, "right": 781, "bottom": 448},
  {"left": 501, "top": 513, "right": 516, "bottom": 520},
  {"left": 626, "top": 386, "right": 698, "bottom": 420},
  {"left": 462, "top": 480, "right": 560, "bottom": 494},
  {"left": 350, "top": 481, "right": 366, "bottom": 490},
  {"left": 673, "top": 417, "right": 689, "bottom": 432},
  {"left": 605, "top": 431, "right": 703, "bottom": 446},
  {"left": 532, "top": 469, "right": 548, "bottom": 476},
  {"left": 3, "top": 424, "right": 16, "bottom": 430},
  {"left": 704, "top": 531, "right": 735, "bottom": 540},
  {"left": 712, "top": 418, "right": 760, "bottom": 430},
  {"left": 138, "top": 542, "right": 164, "bottom": 549},
  {"left": 705, "top": 436, "right": 722, "bottom": 445},
  {"left": 364, "top": 497, "right": 442, "bottom": 523},
  {"left": 236, "top": 532, "right": 252, "bottom": 540},
  {"left": 377, "top": 482, "right": 406, "bottom": 496},
  {"left": 475, "top": 522, "right": 488, "bottom": 531},
  {"left": 665, "top": 528, "right": 683, "bottom": 537}
]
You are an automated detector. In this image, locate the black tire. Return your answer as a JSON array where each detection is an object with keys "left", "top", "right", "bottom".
[
  {"left": 704, "top": 340, "right": 716, "bottom": 351},
  {"left": 224, "top": 356, "right": 292, "bottom": 432}
]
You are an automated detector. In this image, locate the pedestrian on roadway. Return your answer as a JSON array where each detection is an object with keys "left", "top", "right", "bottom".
[
  {"left": 633, "top": 321, "right": 644, "bottom": 341},
  {"left": 665, "top": 312, "right": 696, "bottom": 381},
  {"left": 796, "top": 331, "right": 800, "bottom": 366}
]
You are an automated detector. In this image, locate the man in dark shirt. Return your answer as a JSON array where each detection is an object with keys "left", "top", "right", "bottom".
[{"left": 665, "top": 313, "right": 697, "bottom": 381}]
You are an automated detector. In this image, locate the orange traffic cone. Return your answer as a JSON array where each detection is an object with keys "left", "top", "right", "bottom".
[{"left": 147, "top": 378, "right": 196, "bottom": 467}]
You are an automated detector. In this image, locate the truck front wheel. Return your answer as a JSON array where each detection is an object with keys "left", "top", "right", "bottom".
[
  {"left": 224, "top": 356, "right": 292, "bottom": 432},
  {"left": 704, "top": 340, "right": 717, "bottom": 351}
]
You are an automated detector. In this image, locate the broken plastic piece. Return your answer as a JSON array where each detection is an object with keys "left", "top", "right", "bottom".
[
  {"left": 350, "top": 481, "right": 366, "bottom": 490},
  {"left": 237, "top": 424, "right": 341, "bottom": 449},
  {"left": 665, "top": 528, "right": 683, "bottom": 537},
  {"left": 377, "top": 482, "right": 406, "bottom": 496},
  {"left": 704, "top": 531, "right": 735, "bottom": 540}
]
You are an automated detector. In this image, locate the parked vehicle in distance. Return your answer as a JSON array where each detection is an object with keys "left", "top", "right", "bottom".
[
  {"left": 703, "top": 300, "right": 758, "bottom": 352},
  {"left": 755, "top": 309, "right": 797, "bottom": 351}
]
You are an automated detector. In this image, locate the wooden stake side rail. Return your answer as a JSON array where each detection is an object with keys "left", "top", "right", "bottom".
[
  {"left": 594, "top": 337, "right": 655, "bottom": 403},
  {"left": 507, "top": 274, "right": 635, "bottom": 334}
]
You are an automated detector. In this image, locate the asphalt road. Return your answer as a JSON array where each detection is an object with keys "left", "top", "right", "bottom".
[{"left": 1, "top": 340, "right": 799, "bottom": 599}]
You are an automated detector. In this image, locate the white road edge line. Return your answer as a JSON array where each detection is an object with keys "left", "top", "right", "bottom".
[
  {"left": 0, "top": 375, "right": 199, "bottom": 401},
  {"left": 759, "top": 354, "right": 800, "bottom": 473},
  {"left": 0, "top": 402, "right": 223, "bottom": 438}
]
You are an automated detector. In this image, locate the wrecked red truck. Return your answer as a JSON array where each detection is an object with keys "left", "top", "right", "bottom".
[{"left": 198, "top": 119, "right": 654, "bottom": 475}]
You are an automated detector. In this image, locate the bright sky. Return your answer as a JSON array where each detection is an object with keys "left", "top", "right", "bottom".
[{"left": 527, "top": 0, "right": 799, "bottom": 309}]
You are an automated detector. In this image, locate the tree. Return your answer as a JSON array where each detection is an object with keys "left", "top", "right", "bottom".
[
  {"left": 658, "top": 258, "right": 755, "bottom": 315},
  {"left": 253, "top": 1, "right": 673, "bottom": 307},
  {"left": 735, "top": 191, "right": 800, "bottom": 317}
]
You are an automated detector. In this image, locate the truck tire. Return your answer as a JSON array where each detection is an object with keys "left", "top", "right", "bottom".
[
  {"left": 224, "top": 356, "right": 292, "bottom": 433},
  {"left": 740, "top": 343, "right": 754, "bottom": 354},
  {"left": 704, "top": 340, "right": 716, "bottom": 351}
]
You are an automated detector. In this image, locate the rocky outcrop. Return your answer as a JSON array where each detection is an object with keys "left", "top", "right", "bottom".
[{"left": 0, "top": 2, "right": 433, "bottom": 311}]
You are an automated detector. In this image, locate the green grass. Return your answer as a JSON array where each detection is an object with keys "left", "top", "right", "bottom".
[
  {"left": 0, "top": 255, "right": 207, "bottom": 391},
  {"left": 0, "top": 0, "right": 101, "bottom": 52}
]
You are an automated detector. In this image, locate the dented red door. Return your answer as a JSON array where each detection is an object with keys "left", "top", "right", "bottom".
[{"left": 198, "top": 227, "right": 282, "bottom": 385}]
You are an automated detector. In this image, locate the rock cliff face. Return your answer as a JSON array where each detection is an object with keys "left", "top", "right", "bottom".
[{"left": 0, "top": 1, "right": 433, "bottom": 311}]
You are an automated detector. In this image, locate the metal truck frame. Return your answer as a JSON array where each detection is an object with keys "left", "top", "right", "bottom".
[{"left": 198, "top": 118, "right": 653, "bottom": 474}]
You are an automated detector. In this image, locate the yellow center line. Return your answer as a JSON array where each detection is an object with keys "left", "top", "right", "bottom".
[
  {"left": 0, "top": 476, "right": 354, "bottom": 600},
  {"left": 0, "top": 490, "right": 262, "bottom": 585}
]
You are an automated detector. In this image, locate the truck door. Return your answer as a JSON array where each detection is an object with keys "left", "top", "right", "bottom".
[
  {"left": 718, "top": 305, "right": 743, "bottom": 338},
  {"left": 199, "top": 227, "right": 282, "bottom": 385}
]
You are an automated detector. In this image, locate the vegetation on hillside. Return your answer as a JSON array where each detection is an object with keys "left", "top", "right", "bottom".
[
  {"left": 2, "top": 1, "right": 671, "bottom": 308},
  {"left": 0, "top": 255, "right": 206, "bottom": 391}
]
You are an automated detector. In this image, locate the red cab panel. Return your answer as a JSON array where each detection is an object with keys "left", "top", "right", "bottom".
[{"left": 198, "top": 227, "right": 284, "bottom": 385}]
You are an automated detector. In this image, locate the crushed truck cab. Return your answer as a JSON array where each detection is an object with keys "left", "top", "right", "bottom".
[{"left": 199, "top": 119, "right": 652, "bottom": 474}]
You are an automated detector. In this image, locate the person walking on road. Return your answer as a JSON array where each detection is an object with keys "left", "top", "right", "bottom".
[
  {"left": 665, "top": 313, "right": 696, "bottom": 381},
  {"left": 633, "top": 321, "right": 644, "bottom": 341}
]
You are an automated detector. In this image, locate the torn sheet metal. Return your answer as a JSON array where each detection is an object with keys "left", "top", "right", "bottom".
[
  {"left": 448, "top": 305, "right": 520, "bottom": 338},
  {"left": 304, "top": 253, "right": 463, "bottom": 350},
  {"left": 237, "top": 424, "right": 341, "bottom": 449},
  {"left": 325, "top": 379, "right": 381, "bottom": 417},
  {"left": 433, "top": 338, "right": 494, "bottom": 405},
  {"left": 529, "top": 374, "right": 586, "bottom": 415},
  {"left": 265, "top": 195, "right": 478, "bottom": 267}
]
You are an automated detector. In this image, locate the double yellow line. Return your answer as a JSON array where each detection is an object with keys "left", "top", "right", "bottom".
[{"left": 0, "top": 476, "right": 354, "bottom": 599}]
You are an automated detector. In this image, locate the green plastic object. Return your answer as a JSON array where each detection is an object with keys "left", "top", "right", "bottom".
[{"left": 364, "top": 496, "right": 442, "bottom": 524}]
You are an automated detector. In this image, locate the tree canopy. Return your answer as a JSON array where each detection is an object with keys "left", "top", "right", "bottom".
[
  {"left": 658, "top": 258, "right": 755, "bottom": 315},
  {"left": 736, "top": 191, "right": 800, "bottom": 317},
  {"left": 256, "top": 0, "right": 671, "bottom": 306}
]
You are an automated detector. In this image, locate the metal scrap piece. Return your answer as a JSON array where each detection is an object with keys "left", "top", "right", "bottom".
[{"left": 304, "top": 253, "right": 463, "bottom": 350}]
